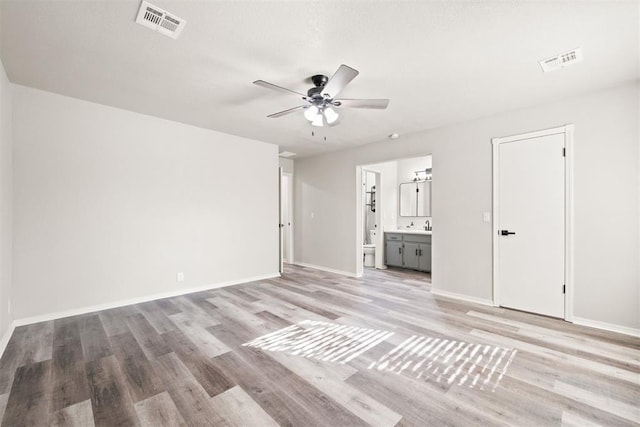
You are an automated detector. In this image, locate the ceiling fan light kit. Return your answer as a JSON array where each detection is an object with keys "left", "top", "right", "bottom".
[{"left": 254, "top": 64, "right": 389, "bottom": 128}]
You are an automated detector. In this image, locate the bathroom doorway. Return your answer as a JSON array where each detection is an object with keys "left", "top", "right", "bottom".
[{"left": 355, "top": 155, "right": 433, "bottom": 278}]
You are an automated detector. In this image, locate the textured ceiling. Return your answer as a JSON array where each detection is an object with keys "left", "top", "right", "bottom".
[{"left": 1, "top": 1, "right": 638, "bottom": 157}]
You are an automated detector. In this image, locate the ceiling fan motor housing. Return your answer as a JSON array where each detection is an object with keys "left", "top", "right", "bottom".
[
  {"left": 311, "top": 74, "right": 328, "bottom": 87},
  {"left": 307, "top": 75, "right": 329, "bottom": 100}
]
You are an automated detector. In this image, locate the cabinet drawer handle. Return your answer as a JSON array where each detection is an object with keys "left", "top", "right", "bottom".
[
  {"left": 415, "top": 248, "right": 418, "bottom": 256},
  {"left": 399, "top": 247, "right": 402, "bottom": 254},
  {"left": 419, "top": 249, "right": 422, "bottom": 256}
]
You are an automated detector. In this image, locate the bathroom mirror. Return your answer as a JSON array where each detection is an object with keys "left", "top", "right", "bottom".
[
  {"left": 417, "top": 181, "right": 432, "bottom": 216},
  {"left": 399, "top": 181, "right": 431, "bottom": 217},
  {"left": 399, "top": 183, "right": 416, "bottom": 216}
]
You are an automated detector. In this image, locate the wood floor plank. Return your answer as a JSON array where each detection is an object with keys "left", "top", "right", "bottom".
[
  {"left": 206, "top": 296, "right": 266, "bottom": 328},
  {"left": 230, "top": 344, "right": 369, "bottom": 426},
  {"left": 98, "top": 306, "right": 137, "bottom": 337},
  {"left": 151, "top": 352, "right": 229, "bottom": 426},
  {"left": 124, "top": 313, "right": 171, "bottom": 360},
  {"left": 253, "top": 310, "right": 293, "bottom": 329},
  {"left": 109, "top": 332, "right": 163, "bottom": 403},
  {"left": 1, "top": 360, "right": 51, "bottom": 426},
  {"left": 50, "top": 318, "right": 91, "bottom": 412},
  {"left": 171, "top": 296, "right": 220, "bottom": 328},
  {"left": 161, "top": 329, "right": 235, "bottom": 397},
  {"left": 211, "top": 351, "right": 329, "bottom": 427},
  {"left": 267, "top": 350, "right": 402, "bottom": 426},
  {"left": 0, "top": 322, "right": 54, "bottom": 394},
  {"left": 78, "top": 315, "right": 112, "bottom": 362},
  {"left": 85, "top": 355, "right": 139, "bottom": 427},
  {"left": 169, "top": 312, "right": 231, "bottom": 358},
  {"left": 0, "top": 394, "right": 8, "bottom": 423},
  {"left": 154, "top": 298, "right": 182, "bottom": 316},
  {"left": 134, "top": 391, "right": 187, "bottom": 427},
  {"left": 137, "top": 301, "right": 177, "bottom": 334},
  {"left": 50, "top": 399, "right": 95, "bottom": 427},
  {"left": 209, "top": 386, "right": 279, "bottom": 427},
  {"left": 553, "top": 380, "right": 640, "bottom": 424}
]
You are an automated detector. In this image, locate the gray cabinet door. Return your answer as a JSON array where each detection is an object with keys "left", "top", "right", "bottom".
[
  {"left": 403, "top": 243, "right": 420, "bottom": 270},
  {"left": 419, "top": 243, "right": 432, "bottom": 272},
  {"left": 385, "top": 241, "right": 403, "bottom": 267}
]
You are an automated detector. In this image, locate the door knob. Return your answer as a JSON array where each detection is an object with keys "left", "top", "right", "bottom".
[{"left": 500, "top": 230, "right": 516, "bottom": 236}]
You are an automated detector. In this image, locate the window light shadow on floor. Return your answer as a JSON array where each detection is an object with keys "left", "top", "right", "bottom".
[
  {"left": 244, "top": 320, "right": 517, "bottom": 392},
  {"left": 368, "top": 335, "right": 518, "bottom": 392},
  {"left": 242, "top": 320, "right": 393, "bottom": 364}
]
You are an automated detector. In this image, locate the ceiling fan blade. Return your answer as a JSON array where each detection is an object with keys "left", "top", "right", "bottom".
[
  {"left": 253, "top": 80, "right": 306, "bottom": 97},
  {"left": 267, "top": 105, "right": 306, "bottom": 118},
  {"left": 334, "top": 98, "right": 390, "bottom": 109},
  {"left": 322, "top": 64, "right": 359, "bottom": 99}
]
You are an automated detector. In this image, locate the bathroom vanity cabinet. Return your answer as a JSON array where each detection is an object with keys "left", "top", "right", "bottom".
[{"left": 384, "top": 232, "right": 431, "bottom": 272}]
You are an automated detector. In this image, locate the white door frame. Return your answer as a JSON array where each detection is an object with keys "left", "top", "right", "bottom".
[
  {"left": 492, "top": 124, "right": 574, "bottom": 321},
  {"left": 282, "top": 172, "right": 294, "bottom": 264},
  {"left": 355, "top": 166, "right": 364, "bottom": 278},
  {"left": 278, "top": 167, "right": 284, "bottom": 274}
]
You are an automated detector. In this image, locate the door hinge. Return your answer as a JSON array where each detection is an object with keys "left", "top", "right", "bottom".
[
  {"left": 562, "top": 147, "right": 566, "bottom": 157},
  {"left": 563, "top": 284, "right": 566, "bottom": 294}
]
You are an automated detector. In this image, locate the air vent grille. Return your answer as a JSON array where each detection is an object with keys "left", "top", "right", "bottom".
[
  {"left": 539, "top": 48, "right": 583, "bottom": 73},
  {"left": 135, "top": 1, "right": 186, "bottom": 39}
]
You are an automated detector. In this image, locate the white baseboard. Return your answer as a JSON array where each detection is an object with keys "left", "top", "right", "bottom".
[
  {"left": 10, "top": 272, "right": 280, "bottom": 330},
  {"left": 571, "top": 316, "right": 640, "bottom": 338},
  {"left": 431, "top": 288, "right": 494, "bottom": 307},
  {"left": 293, "top": 262, "right": 360, "bottom": 278}
]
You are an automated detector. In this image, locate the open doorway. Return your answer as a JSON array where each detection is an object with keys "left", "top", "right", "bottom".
[
  {"left": 356, "top": 155, "right": 433, "bottom": 279},
  {"left": 361, "top": 169, "right": 381, "bottom": 271}
]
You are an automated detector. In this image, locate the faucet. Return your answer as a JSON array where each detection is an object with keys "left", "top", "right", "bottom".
[
  {"left": 407, "top": 221, "right": 414, "bottom": 229},
  {"left": 424, "top": 220, "right": 431, "bottom": 231}
]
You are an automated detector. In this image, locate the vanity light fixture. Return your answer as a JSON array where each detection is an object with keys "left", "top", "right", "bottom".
[{"left": 413, "top": 169, "right": 432, "bottom": 182}]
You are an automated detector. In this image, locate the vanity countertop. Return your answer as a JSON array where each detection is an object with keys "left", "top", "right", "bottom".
[{"left": 385, "top": 229, "right": 432, "bottom": 235}]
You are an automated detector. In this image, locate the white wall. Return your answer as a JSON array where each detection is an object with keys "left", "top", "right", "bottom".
[
  {"left": 0, "top": 60, "right": 13, "bottom": 337},
  {"left": 12, "top": 85, "right": 279, "bottom": 320},
  {"left": 294, "top": 82, "right": 639, "bottom": 330}
]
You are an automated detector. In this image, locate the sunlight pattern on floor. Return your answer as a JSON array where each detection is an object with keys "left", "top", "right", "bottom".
[
  {"left": 368, "top": 335, "right": 517, "bottom": 391},
  {"left": 242, "top": 320, "right": 394, "bottom": 364}
]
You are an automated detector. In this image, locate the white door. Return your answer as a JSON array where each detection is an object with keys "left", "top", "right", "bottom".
[{"left": 496, "top": 132, "right": 566, "bottom": 318}]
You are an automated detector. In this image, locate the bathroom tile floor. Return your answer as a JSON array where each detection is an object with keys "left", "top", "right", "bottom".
[{"left": 0, "top": 264, "right": 637, "bottom": 426}]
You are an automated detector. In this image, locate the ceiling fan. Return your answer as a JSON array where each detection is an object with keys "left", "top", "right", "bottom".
[{"left": 253, "top": 64, "right": 389, "bottom": 127}]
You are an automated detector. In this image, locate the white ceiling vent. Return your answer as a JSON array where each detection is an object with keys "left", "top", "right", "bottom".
[
  {"left": 135, "top": 1, "right": 186, "bottom": 39},
  {"left": 539, "top": 48, "right": 583, "bottom": 73}
]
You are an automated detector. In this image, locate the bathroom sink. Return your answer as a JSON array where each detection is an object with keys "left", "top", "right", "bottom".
[{"left": 391, "top": 229, "right": 432, "bottom": 235}]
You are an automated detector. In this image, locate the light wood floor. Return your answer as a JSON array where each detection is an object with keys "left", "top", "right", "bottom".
[{"left": 0, "top": 264, "right": 638, "bottom": 426}]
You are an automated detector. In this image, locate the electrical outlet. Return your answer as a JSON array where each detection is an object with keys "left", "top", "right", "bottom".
[
  {"left": 482, "top": 212, "right": 491, "bottom": 223},
  {"left": 177, "top": 272, "right": 184, "bottom": 282}
]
